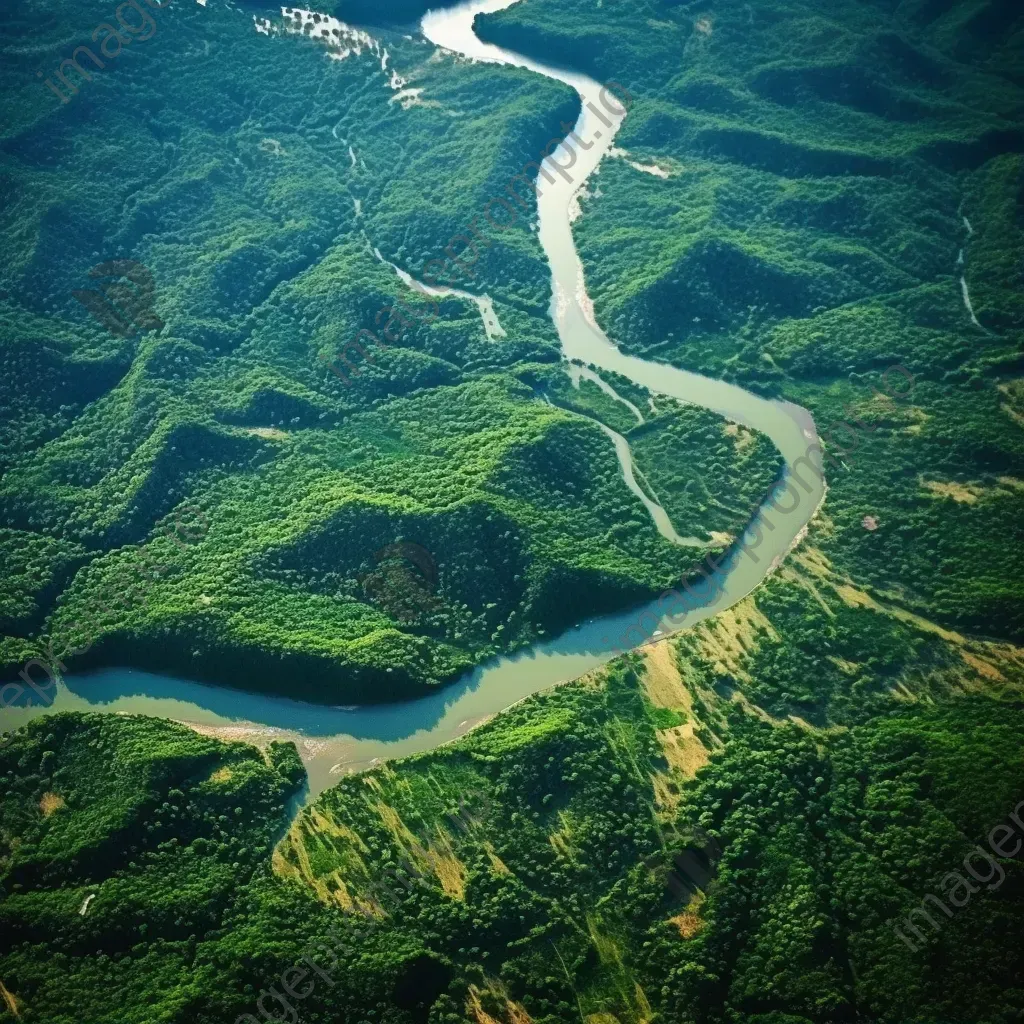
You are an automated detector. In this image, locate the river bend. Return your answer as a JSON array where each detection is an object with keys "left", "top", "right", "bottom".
[{"left": 0, "top": 0, "right": 823, "bottom": 800}]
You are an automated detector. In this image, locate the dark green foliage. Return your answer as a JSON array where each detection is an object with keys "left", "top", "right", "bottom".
[
  {"left": 3, "top": 669, "right": 1022, "bottom": 1022},
  {"left": 0, "top": 713, "right": 305, "bottom": 1023},
  {"left": 1, "top": 0, "right": 1022, "bottom": 1020},
  {"left": 480, "top": 0, "right": 1024, "bottom": 645},
  {"left": 523, "top": 362, "right": 785, "bottom": 540},
  {"left": 652, "top": 701, "right": 1024, "bottom": 1024},
  {"left": 0, "top": 0, "right": 778, "bottom": 701}
]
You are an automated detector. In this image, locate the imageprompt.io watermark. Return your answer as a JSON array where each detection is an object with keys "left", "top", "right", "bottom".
[
  {"left": 892, "top": 798, "right": 1024, "bottom": 952},
  {"left": 233, "top": 792, "right": 493, "bottom": 1024},
  {"left": 37, "top": 0, "right": 173, "bottom": 106},
  {"left": 360, "top": 541, "right": 444, "bottom": 625},
  {"left": 318, "top": 80, "right": 634, "bottom": 389},
  {"left": 602, "top": 362, "right": 916, "bottom": 654}
]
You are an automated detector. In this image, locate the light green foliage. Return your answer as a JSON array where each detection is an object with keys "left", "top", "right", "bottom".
[
  {"left": 481, "top": 0, "right": 1024, "bottom": 642},
  {"left": 627, "top": 403, "right": 783, "bottom": 539},
  {"left": 4, "top": 638, "right": 1022, "bottom": 1022},
  {"left": 0, "top": 0, "right": 779, "bottom": 700},
  {"left": 521, "top": 362, "right": 784, "bottom": 539},
  {"left": 0, "top": 531, "right": 86, "bottom": 634},
  {"left": 0, "top": 713, "right": 305, "bottom": 1023}
]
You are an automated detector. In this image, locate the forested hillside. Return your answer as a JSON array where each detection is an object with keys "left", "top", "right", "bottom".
[
  {"left": 0, "top": 0, "right": 779, "bottom": 702},
  {"left": 1, "top": 0, "right": 1022, "bottom": 1020},
  {"left": 2, "top": 602, "right": 1022, "bottom": 1022},
  {"left": 478, "top": 0, "right": 1024, "bottom": 642}
]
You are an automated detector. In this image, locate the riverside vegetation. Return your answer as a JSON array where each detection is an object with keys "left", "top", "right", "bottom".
[
  {"left": 475, "top": 0, "right": 1024, "bottom": 640},
  {"left": 0, "top": 0, "right": 772, "bottom": 703},
  {"left": 1, "top": 0, "right": 1023, "bottom": 1021}
]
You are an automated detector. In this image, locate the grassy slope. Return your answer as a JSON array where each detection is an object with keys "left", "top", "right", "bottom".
[{"left": 2, "top": 602, "right": 1022, "bottom": 1023}]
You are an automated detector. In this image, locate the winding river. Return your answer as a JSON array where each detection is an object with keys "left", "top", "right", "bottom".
[{"left": 0, "top": 0, "right": 823, "bottom": 800}]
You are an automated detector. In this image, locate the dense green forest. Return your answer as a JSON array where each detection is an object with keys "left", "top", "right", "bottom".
[
  {"left": 1, "top": 0, "right": 1023, "bottom": 1019},
  {"left": 2, "top": 601, "right": 1022, "bottom": 1022},
  {"left": 0, "top": 0, "right": 778, "bottom": 701},
  {"left": 477, "top": 0, "right": 1024, "bottom": 641}
]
